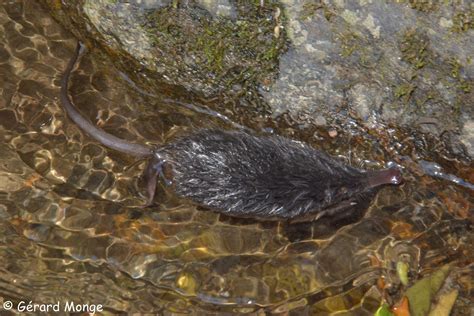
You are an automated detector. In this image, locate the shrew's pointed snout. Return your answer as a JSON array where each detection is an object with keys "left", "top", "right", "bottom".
[{"left": 367, "top": 168, "right": 403, "bottom": 188}]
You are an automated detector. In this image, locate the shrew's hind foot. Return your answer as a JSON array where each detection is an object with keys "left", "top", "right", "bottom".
[{"left": 142, "top": 155, "right": 171, "bottom": 207}]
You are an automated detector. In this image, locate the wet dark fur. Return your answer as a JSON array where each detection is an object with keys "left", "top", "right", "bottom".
[
  {"left": 62, "top": 42, "right": 402, "bottom": 221},
  {"left": 154, "top": 129, "right": 375, "bottom": 219}
]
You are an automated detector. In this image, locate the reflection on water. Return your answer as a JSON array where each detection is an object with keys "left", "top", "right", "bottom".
[{"left": 0, "top": 1, "right": 472, "bottom": 314}]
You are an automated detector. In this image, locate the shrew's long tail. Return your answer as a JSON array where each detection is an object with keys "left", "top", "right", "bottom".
[{"left": 60, "top": 42, "right": 151, "bottom": 157}]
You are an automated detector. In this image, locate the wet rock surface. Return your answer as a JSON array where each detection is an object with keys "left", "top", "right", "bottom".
[
  {"left": 264, "top": 1, "right": 473, "bottom": 158},
  {"left": 40, "top": 0, "right": 286, "bottom": 115},
  {"left": 39, "top": 0, "right": 474, "bottom": 160}
]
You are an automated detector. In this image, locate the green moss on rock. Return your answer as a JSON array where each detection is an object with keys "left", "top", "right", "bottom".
[
  {"left": 399, "top": 28, "right": 431, "bottom": 69},
  {"left": 451, "top": 10, "right": 473, "bottom": 33},
  {"left": 143, "top": 3, "right": 287, "bottom": 95}
]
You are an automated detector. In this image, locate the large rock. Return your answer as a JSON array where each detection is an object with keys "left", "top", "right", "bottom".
[
  {"left": 263, "top": 1, "right": 473, "bottom": 157},
  {"left": 42, "top": 0, "right": 286, "bottom": 108},
  {"left": 40, "top": 0, "right": 473, "bottom": 158}
]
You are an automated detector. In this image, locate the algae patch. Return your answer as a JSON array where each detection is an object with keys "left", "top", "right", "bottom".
[
  {"left": 142, "top": 3, "right": 287, "bottom": 95},
  {"left": 399, "top": 28, "right": 431, "bottom": 70}
]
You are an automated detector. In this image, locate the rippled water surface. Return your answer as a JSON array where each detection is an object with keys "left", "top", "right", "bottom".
[{"left": 0, "top": 1, "right": 472, "bottom": 314}]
